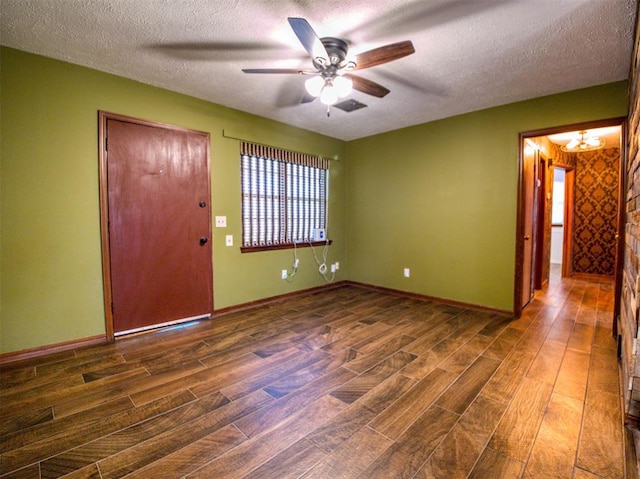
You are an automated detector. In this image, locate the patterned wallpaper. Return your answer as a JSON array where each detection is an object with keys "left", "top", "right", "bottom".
[{"left": 572, "top": 148, "right": 620, "bottom": 276}]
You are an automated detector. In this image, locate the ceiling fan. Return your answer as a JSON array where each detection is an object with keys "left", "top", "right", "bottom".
[{"left": 242, "top": 17, "right": 415, "bottom": 114}]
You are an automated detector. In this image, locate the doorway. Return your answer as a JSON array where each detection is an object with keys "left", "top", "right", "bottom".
[
  {"left": 99, "top": 112, "right": 213, "bottom": 339},
  {"left": 549, "top": 166, "right": 576, "bottom": 279},
  {"left": 550, "top": 167, "right": 566, "bottom": 269},
  {"left": 515, "top": 117, "right": 625, "bottom": 319}
]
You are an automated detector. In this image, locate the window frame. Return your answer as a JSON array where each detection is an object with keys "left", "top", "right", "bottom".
[{"left": 240, "top": 142, "right": 331, "bottom": 253}]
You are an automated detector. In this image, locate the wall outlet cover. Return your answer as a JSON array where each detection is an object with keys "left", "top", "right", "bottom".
[
  {"left": 281, "top": 269, "right": 288, "bottom": 280},
  {"left": 215, "top": 216, "right": 227, "bottom": 227},
  {"left": 404, "top": 268, "right": 410, "bottom": 278},
  {"left": 225, "top": 235, "right": 233, "bottom": 246},
  {"left": 311, "top": 228, "right": 326, "bottom": 241}
]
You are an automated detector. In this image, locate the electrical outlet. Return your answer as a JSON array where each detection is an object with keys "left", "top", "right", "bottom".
[
  {"left": 331, "top": 264, "right": 336, "bottom": 273},
  {"left": 225, "top": 235, "right": 233, "bottom": 246},
  {"left": 215, "top": 216, "right": 227, "bottom": 228},
  {"left": 335, "top": 262, "right": 340, "bottom": 270},
  {"left": 404, "top": 268, "right": 410, "bottom": 278},
  {"left": 281, "top": 269, "right": 288, "bottom": 280}
]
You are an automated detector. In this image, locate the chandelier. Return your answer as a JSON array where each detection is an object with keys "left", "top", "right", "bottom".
[{"left": 561, "top": 130, "right": 605, "bottom": 152}]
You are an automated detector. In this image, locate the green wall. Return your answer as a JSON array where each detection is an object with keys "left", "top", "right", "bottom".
[
  {"left": 0, "top": 46, "right": 629, "bottom": 355},
  {"left": 0, "top": 47, "right": 345, "bottom": 354},
  {"left": 345, "top": 82, "right": 628, "bottom": 312}
]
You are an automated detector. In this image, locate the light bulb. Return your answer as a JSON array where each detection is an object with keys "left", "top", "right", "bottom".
[
  {"left": 305, "top": 76, "right": 325, "bottom": 97},
  {"left": 333, "top": 75, "right": 352, "bottom": 98},
  {"left": 565, "top": 139, "right": 579, "bottom": 150},
  {"left": 320, "top": 84, "right": 338, "bottom": 105}
]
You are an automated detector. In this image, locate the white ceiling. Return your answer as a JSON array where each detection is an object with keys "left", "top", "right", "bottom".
[{"left": 0, "top": 0, "right": 636, "bottom": 141}]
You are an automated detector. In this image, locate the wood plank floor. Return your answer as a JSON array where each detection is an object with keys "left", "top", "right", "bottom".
[{"left": 0, "top": 272, "right": 627, "bottom": 478}]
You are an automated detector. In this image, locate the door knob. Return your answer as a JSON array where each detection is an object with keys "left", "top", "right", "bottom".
[
  {"left": 199, "top": 201, "right": 207, "bottom": 208},
  {"left": 524, "top": 235, "right": 531, "bottom": 240},
  {"left": 199, "top": 237, "right": 208, "bottom": 246}
]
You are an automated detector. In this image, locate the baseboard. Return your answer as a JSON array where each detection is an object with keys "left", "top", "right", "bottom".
[
  {"left": 344, "top": 280, "right": 513, "bottom": 317},
  {"left": 571, "top": 272, "right": 615, "bottom": 282},
  {"left": 0, "top": 334, "right": 107, "bottom": 366},
  {"left": 213, "top": 281, "right": 349, "bottom": 317}
]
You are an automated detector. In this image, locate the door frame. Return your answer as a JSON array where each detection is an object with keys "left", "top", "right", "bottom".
[
  {"left": 514, "top": 116, "right": 627, "bottom": 318},
  {"left": 561, "top": 167, "right": 576, "bottom": 278},
  {"left": 98, "top": 111, "right": 213, "bottom": 341},
  {"left": 534, "top": 153, "right": 547, "bottom": 290},
  {"left": 548, "top": 164, "right": 576, "bottom": 278}
]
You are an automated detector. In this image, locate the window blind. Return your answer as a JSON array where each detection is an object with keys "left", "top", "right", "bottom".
[{"left": 240, "top": 142, "right": 329, "bottom": 248}]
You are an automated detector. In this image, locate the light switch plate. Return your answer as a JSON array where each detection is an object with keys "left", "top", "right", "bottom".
[
  {"left": 225, "top": 235, "right": 233, "bottom": 246},
  {"left": 215, "top": 216, "right": 227, "bottom": 228}
]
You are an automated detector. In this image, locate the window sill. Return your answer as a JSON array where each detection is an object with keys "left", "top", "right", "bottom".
[{"left": 241, "top": 240, "right": 332, "bottom": 253}]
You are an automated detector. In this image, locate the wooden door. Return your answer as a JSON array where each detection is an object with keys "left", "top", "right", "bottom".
[
  {"left": 534, "top": 156, "right": 546, "bottom": 289},
  {"left": 100, "top": 113, "right": 212, "bottom": 336},
  {"left": 521, "top": 144, "right": 536, "bottom": 308}
]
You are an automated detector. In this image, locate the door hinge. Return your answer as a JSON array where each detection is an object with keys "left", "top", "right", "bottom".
[
  {"left": 111, "top": 302, "right": 114, "bottom": 314},
  {"left": 105, "top": 138, "right": 108, "bottom": 151}
]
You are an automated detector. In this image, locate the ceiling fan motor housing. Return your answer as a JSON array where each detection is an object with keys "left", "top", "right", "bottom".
[{"left": 315, "top": 37, "right": 350, "bottom": 68}]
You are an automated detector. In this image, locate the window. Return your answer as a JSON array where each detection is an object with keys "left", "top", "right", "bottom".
[
  {"left": 551, "top": 167, "right": 566, "bottom": 226},
  {"left": 240, "top": 142, "right": 329, "bottom": 251}
]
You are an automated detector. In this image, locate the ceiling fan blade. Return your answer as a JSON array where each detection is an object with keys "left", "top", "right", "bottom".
[
  {"left": 345, "top": 74, "right": 390, "bottom": 98},
  {"left": 352, "top": 41, "right": 415, "bottom": 70},
  {"left": 287, "top": 17, "right": 329, "bottom": 63},
  {"left": 242, "top": 68, "right": 311, "bottom": 74}
]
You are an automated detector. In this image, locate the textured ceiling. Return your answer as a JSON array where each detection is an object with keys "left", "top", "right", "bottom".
[{"left": 0, "top": 0, "right": 636, "bottom": 141}]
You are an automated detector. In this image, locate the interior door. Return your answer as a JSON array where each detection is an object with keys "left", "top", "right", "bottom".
[
  {"left": 521, "top": 144, "right": 536, "bottom": 308},
  {"left": 104, "top": 115, "right": 212, "bottom": 335},
  {"left": 534, "top": 156, "right": 546, "bottom": 289}
]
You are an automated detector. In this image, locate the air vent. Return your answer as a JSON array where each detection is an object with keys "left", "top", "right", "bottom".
[{"left": 333, "top": 99, "right": 368, "bottom": 113}]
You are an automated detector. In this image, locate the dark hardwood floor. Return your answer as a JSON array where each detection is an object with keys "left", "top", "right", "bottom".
[{"left": 0, "top": 271, "right": 627, "bottom": 478}]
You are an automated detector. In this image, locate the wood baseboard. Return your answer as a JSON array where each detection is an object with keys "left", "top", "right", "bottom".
[
  {"left": 213, "top": 281, "right": 348, "bottom": 317},
  {"left": 0, "top": 334, "right": 107, "bottom": 366},
  {"left": 570, "top": 272, "right": 615, "bottom": 282},
  {"left": 344, "top": 280, "right": 514, "bottom": 317}
]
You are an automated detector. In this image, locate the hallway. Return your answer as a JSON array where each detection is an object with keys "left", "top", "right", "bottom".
[{"left": 517, "top": 269, "right": 625, "bottom": 478}]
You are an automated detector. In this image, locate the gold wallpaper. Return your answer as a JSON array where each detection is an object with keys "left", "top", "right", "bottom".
[{"left": 572, "top": 148, "right": 620, "bottom": 276}]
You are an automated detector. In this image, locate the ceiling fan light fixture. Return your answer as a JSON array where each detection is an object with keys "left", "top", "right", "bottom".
[
  {"left": 333, "top": 75, "right": 352, "bottom": 98},
  {"left": 242, "top": 18, "right": 415, "bottom": 115},
  {"left": 305, "top": 76, "right": 325, "bottom": 97},
  {"left": 320, "top": 83, "right": 339, "bottom": 105}
]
